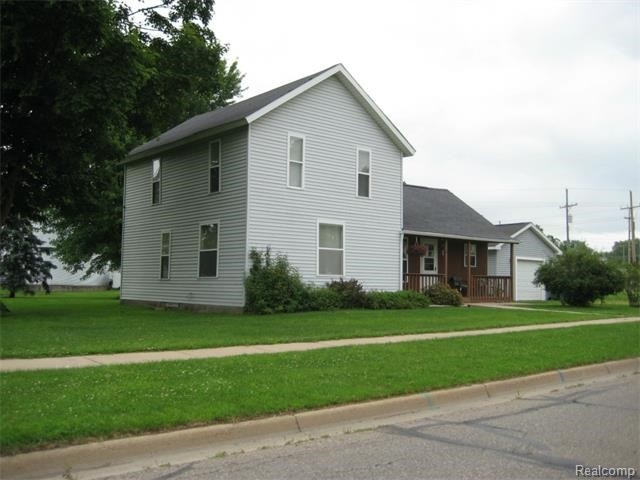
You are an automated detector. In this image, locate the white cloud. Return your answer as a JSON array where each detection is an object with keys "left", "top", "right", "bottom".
[{"left": 212, "top": 0, "right": 638, "bottom": 251}]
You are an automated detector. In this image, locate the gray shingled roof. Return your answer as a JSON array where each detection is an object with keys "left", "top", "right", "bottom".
[
  {"left": 403, "top": 184, "right": 515, "bottom": 243},
  {"left": 494, "top": 222, "right": 530, "bottom": 237},
  {"left": 127, "top": 65, "right": 337, "bottom": 160}
]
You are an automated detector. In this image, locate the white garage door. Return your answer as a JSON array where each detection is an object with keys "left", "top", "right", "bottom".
[{"left": 516, "top": 259, "right": 546, "bottom": 301}]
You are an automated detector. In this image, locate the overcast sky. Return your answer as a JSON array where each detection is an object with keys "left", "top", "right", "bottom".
[{"left": 209, "top": 0, "right": 638, "bottom": 250}]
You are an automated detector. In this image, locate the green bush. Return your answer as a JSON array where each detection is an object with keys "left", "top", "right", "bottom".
[
  {"left": 307, "top": 288, "right": 342, "bottom": 311},
  {"left": 244, "top": 248, "right": 309, "bottom": 314},
  {"left": 326, "top": 278, "right": 368, "bottom": 309},
  {"left": 366, "top": 290, "right": 431, "bottom": 309},
  {"left": 425, "top": 283, "right": 463, "bottom": 306},
  {"left": 624, "top": 263, "right": 640, "bottom": 308},
  {"left": 535, "top": 243, "right": 624, "bottom": 306}
]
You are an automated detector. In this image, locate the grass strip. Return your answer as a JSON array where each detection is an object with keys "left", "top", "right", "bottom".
[
  {"left": 1, "top": 291, "right": 636, "bottom": 358},
  {"left": 1, "top": 322, "right": 638, "bottom": 454}
]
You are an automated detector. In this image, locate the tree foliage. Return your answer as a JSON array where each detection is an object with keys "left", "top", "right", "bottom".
[
  {"left": 0, "top": 216, "right": 55, "bottom": 298},
  {"left": 622, "top": 263, "right": 640, "bottom": 308},
  {"left": 534, "top": 243, "right": 624, "bottom": 306},
  {"left": 1, "top": 0, "right": 243, "bottom": 275},
  {"left": 244, "top": 248, "right": 310, "bottom": 315},
  {"left": 606, "top": 239, "right": 640, "bottom": 264}
]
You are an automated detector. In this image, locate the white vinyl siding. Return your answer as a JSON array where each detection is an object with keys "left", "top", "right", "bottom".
[
  {"left": 357, "top": 149, "right": 371, "bottom": 198},
  {"left": 493, "top": 229, "right": 558, "bottom": 276},
  {"left": 160, "top": 231, "right": 170, "bottom": 279},
  {"left": 121, "top": 127, "right": 247, "bottom": 308},
  {"left": 209, "top": 140, "right": 221, "bottom": 193},
  {"left": 287, "top": 134, "right": 305, "bottom": 188},
  {"left": 247, "top": 75, "right": 403, "bottom": 290},
  {"left": 151, "top": 158, "right": 161, "bottom": 204}
]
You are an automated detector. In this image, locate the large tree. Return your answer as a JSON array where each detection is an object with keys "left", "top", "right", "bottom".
[
  {"left": 0, "top": 216, "right": 55, "bottom": 298},
  {"left": 1, "top": 0, "right": 242, "bottom": 275}
]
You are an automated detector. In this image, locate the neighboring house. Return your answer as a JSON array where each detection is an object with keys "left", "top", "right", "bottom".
[
  {"left": 402, "top": 184, "right": 517, "bottom": 302},
  {"left": 488, "top": 222, "right": 561, "bottom": 301},
  {"left": 121, "top": 64, "right": 415, "bottom": 310},
  {"left": 39, "top": 232, "right": 121, "bottom": 290}
]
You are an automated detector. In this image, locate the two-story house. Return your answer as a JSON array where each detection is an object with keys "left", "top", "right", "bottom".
[{"left": 121, "top": 64, "right": 415, "bottom": 310}]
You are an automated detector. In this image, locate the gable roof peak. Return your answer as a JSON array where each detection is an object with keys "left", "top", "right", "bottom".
[{"left": 125, "top": 63, "right": 414, "bottom": 163}]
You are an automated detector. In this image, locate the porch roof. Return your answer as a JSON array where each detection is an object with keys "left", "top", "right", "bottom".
[{"left": 403, "top": 184, "right": 516, "bottom": 244}]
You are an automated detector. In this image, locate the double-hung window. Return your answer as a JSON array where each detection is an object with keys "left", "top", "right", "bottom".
[
  {"left": 288, "top": 135, "right": 304, "bottom": 188},
  {"left": 464, "top": 243, "right": 477, "bottom": 268},
  {"left": 209, "top": 140, "right": 221, "bottom": 193},
  {"left": 160, "top": 231, "right": 171, "bottom": 279},
  {"left": 198, "top": 223, "right": 219, "bottom": 277},
  {"left": 151, "top": 158, "right": 161, "bottom": 204},
  {"left": 357, "top": 149, "right": 371, "bottom": 198},
  {"left": 318, "top": 222, "right": 344, "bottom": 275}
]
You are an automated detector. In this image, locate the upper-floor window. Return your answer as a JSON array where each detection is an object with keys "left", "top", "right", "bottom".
[
  {"left": 318, "top": 222, "right": 344, "bottom": 276},
  {"left": 209, "top": 140, "right": 221, "bottom": 193},
  {"left": 152, "top": 158, "right": 161, "bottom": 204},
  {"left": 160, "top": 231, "right": 171, "bottom": 279},
  {"left": 464, "top": 243, "right": 477, "bottom": 268},
  {"left": 198, "top": 223, "right": 219, "bottom": 278},
  {"left": 288, "top": 134, "right": 305, "bottom": 188},
  {"left": 357, "top": 149, "right": 371, "bottom": 198}
]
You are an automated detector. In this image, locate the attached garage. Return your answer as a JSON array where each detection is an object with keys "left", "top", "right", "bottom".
[
  {"left": 515, "top": 257, "right": 546, "bottom": 301},
  {"left": 488, "top": 222, "right": 561, "bottom": 302}
]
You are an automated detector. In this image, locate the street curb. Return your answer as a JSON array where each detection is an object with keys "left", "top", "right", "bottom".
[{"left": 1, "top": 358, "right": 638, "bottom": 480}]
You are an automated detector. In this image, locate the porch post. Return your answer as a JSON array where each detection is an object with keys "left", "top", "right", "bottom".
[
  {"left": 467, "top": 240, "right": 472, "bottom": 299},
  {"left": 509, "top": 242, "right": 515, "bottom": 301},
  {"left": 444, "top": 239, "right": 448, "bottom": 282}
]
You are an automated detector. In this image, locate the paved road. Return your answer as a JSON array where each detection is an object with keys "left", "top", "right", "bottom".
[{"left": 104, "top": 376, "right": 639, "bottom": 480}]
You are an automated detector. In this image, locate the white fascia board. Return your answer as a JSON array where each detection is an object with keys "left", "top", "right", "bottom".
[
  {"left": 511, "top": 223, "right": 562, "bottom": 255},
  {"left": 403, "top": 230, "right": 518, "bottom": 244},
  {"left": 245, "top": 64, "right": 416, "bottom": 157}
]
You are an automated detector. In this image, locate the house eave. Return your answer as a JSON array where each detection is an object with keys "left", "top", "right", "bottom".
[
  {"left": 403, "top": 229, "right": 518, "bottom": 244},
  {"left": 121, "top": 119, "right": 248, "bottom": 164}
]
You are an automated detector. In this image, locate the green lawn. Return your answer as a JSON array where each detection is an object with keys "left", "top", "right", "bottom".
[
  {"left": 0, "top": 290, "right": 637, "bottom": 359},
  {"left": 1, "top": 322, "right": 637, "bottom": 454},
  {"left": 517, "top": 292, "right": 639, "bottom": 316}
]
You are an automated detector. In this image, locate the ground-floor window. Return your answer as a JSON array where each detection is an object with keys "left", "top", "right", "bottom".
[
  {"left": 199, "top": 223, "right": 219, "bottom": 277},
  {"left": 160, "top": 231, "right": 170, "bottom": 279},
  {"left": 318, "top": 222, "right": 344, "bottom": 275},
  {"left": 464, "top": 242, "right": 477, "bottom": 268}
]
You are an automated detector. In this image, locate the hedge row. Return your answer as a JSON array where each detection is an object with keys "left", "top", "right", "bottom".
[{"left": 245, "top": 249, "right": 461, "bottom": 314}]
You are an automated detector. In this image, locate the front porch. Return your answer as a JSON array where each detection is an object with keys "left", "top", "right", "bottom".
[{"left": 402, "top": 234, "right": 514, "bottom": 303}]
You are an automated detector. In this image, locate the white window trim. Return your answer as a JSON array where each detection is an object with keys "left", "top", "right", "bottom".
[
  {"left": 287, "top": 132, "right": 305, "bottom": 190},
  {"left": 355, "top": 147, "right": 372, "bottom": 199},
  {"left": 209, "top": 140, "right": 222, "bottom": 194},
  {"left": 159, "top": 230, "right": 171, "bottom": 280},
  {"left": 317, "top": 219, "right": 345, "bottom": 277},
  {"left": 197, "top": 220, "right": 220, "bottom": 279},
  {"left": 419, "top": 238, "right": 438, "bottom": 274},
  {"left": 151, "top": 158, "right": 161, "bottom": 205},
  {"left": 464, "top": 243, "right": 478, "bottom": 268}
]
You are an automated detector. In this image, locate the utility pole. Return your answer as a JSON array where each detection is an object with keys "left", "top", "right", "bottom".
[
  {"left": 559, "top": 188, "right": 577, "bottom": 243},
  {"left": 621, "top": 190, "right": 639, "bottom": 264}
]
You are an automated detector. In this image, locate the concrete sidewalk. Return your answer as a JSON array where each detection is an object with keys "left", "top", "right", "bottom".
[
  {"left": 1, "top": 316, "right": 638, "bottom": 372},
  {"left": 1, "top": 358, "right": 638, "bottom": 480}
]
